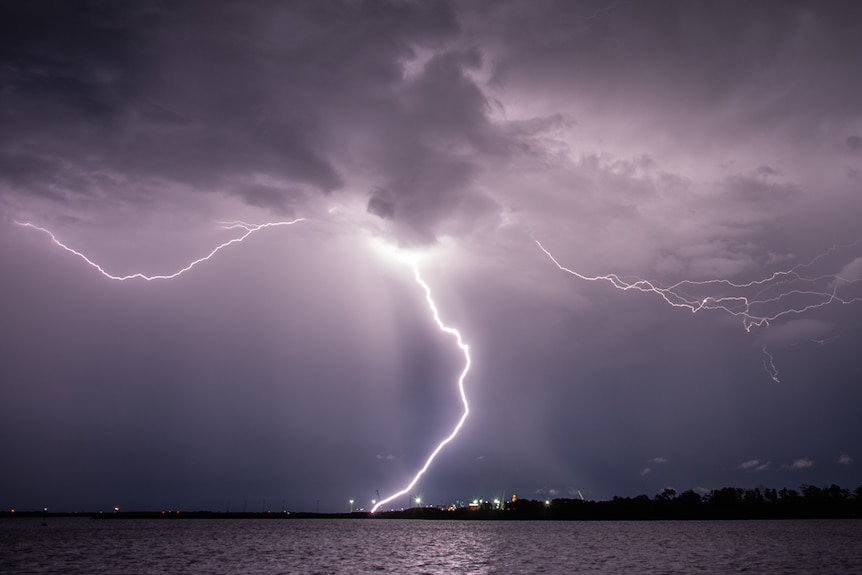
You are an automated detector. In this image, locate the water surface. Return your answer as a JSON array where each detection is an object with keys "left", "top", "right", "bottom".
[{"left": 1, "top": 518, "right": 859, "bottom": 574}]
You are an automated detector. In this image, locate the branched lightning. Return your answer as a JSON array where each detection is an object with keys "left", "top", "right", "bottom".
[
  {"left": 536, "top": 239, "right": 862, "bottom": 381},
  {"left": 15, "top": 219, "right": 305, "bottom": 280},
  {"left": 19, "top": 218, "right": 471, "bottom": 513},
  {"left": 371, "top": 260, "right": 471, "bottom": 513},
  {"left": 536, "top": 240, "right": 862, "bottom": 331}
]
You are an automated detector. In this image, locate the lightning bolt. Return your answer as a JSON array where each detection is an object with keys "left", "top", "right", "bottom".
[
  {"left": 15, "top": 219, "right": 305, "bottom": 280},
  {"left": 371, "top": 259, "right": 471, "bottom": 513},
  {"left": 536, "top": 239, "right": 862, "bottom": 381},
  {"left": 19, "top": 218, "right": 471, "bottom": 513},
  {"left": 761, "top": 346, "right": 780, "bottom": 384}
]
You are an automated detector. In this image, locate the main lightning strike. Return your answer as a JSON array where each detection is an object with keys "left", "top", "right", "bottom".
[
  {"left": 16, "top": 219, "right": 304, "bottom": 281},
  {"left": 371, "top": 256, "right": 471, "bottom": 513}
]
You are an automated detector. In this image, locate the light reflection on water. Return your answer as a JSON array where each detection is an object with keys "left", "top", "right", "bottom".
[{"left": 1, "top": 518, "right": 860, "bottom": 574}]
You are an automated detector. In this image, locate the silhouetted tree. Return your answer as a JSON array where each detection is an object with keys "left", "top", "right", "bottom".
[
  {"left": 676, "top": 490, "right": 702, "bottom": 507},
  {"left": 655, "top": 488, "right": 677, "bottom": 502},
  {"left": 801, "top": 484, "right": 823, "bottom": 501},
  {"left": 823, "top": 484, "right": 850, "bottom": 502},
  {"left": 743, "top": 488, "right": 764, "bottom": 505},
  {"left": 779, "top": 488, "right": 800, "bottom": 501}
]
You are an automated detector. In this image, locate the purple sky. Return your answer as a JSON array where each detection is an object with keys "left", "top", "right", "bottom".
[{"left": 2, "top": 0, "right": 862, "bottom": 513}]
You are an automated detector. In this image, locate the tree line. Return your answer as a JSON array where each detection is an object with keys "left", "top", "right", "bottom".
[
  {"left": 497, "top": 484, "right": 862, "bottom": 520},
  {"left": 374, "top": 484, "right": 862, "bottom": 520}
]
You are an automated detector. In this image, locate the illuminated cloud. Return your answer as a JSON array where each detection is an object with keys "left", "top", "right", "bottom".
[
  {"left": 830, "top": 257, "right": 862, "bottom": 290},
  {"left": 738, "top": 460, "right": 771, "bottom": 473},
  {"left": 788, "top": 459, "right": 815, "bottom": 470},
  {"left": 757, "top": 319, "right": 835, "bottom": 346},
  {"left": 838, "top": 454, "right": 854, "bottom": 466}
]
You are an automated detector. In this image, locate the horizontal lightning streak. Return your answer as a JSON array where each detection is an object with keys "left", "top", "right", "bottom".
[
  {"left": 15, "top": 219, "right": 305, "bottom": 280},
  {"left": 371, "top": 261, "right": 471, "bottom": 513},
  {"left": 535, "top": 240, "right": 862, "bottom": 332}
]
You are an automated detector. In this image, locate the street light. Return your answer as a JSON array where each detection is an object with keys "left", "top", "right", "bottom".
[{"left": 349, "top": 499, "right": 354, "bottom": 513}]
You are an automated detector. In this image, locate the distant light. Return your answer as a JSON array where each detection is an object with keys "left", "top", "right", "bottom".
[
  {"left": 114, "top": 507, "right": 120, "bottom": 513},
  {"left": 544, "top": 500, "right": 550, "bottom": 506},
  {"left": 415, "top": 497, "right": 421, "bottom": 505}
]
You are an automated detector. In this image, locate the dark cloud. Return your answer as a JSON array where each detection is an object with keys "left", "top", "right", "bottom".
[
  {"left": 367, "top": 189, "right": 396, "bottom": 220},
  {"left": 1, "top": 0, "right": 483, "bottom": 238},
  {"left": 471, "top": 0, "right": 862, "bottom": 125},
  {"left": 234, "top": 184, "right": 308, "bottom": 214}
]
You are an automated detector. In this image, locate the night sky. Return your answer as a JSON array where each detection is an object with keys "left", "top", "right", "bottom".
[{"left": 3, "top": 0, "right": 862, "bottom": 513}]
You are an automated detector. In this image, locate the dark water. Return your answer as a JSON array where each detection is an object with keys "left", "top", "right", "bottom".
[{"left": 1, "top": 518, "right": 860, "bottom": 574}]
